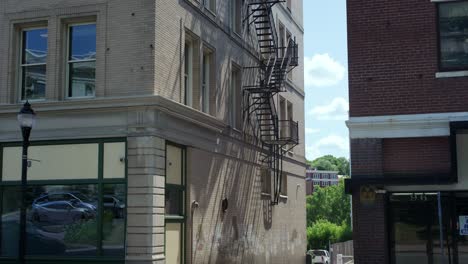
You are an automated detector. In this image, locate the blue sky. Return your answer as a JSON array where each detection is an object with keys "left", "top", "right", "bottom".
[{"left": 303, "top": 0, "right": 349, "bottom": 161}]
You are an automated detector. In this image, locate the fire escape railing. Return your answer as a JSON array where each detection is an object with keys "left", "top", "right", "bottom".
[{"left": 243, "top": 0, "right": 300, "bottom": 205}]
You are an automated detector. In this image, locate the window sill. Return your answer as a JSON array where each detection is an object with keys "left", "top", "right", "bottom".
[
  {"left": 165, "top": 215, "right": 184, "bottom": 221},
  {"left": 279, "top": 194, "right": 288, "bottom": 200},
  {"left": 261, "top": 193, "right": 271, "bottom": 198},
  {"left": 435, "top": 70, "right": 468, "bottom": 78},
  {"left": 66, "top": 96, "right": 96, "bottom": 100}
]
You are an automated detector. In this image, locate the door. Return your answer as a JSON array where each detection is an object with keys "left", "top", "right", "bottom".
[{"left": 389, "top": 193, "right": 452, "bottom": 264}]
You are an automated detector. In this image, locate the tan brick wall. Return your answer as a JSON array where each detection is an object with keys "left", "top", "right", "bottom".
[
  {"left": 187, "top": 147, "right": 306, "bottom": 264},
  {"left": 0, "top": 0, "right": 306, "bottom": 263}
]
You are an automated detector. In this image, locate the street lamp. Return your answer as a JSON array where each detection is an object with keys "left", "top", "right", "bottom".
[{"left": 17, "top": 101, "right": 35, "bottom": 263}]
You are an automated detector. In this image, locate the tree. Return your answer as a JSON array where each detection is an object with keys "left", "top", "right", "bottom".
[
  {"left": 308, "top": 155, "right": 350, "bottom": 176},
  {"left": 306, "top": 179, "right": 352, "bottom": 249},
  {"left": 307, "top": 179, "right": 350, "bottom": 226}
]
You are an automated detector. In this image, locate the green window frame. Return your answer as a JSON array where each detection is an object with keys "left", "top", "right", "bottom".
[
  {"left": 164, "top": 142, "right": 186, "bottom": 264},
  {"left": 0, "top": 138, "right": 127, "bottom": 264}
]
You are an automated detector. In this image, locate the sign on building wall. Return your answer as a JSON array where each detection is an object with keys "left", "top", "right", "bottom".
[
  {"left": 460, "top": 216, "right": 468, "bottom": 235},
  {"left": 360, "top": 185, "right": 376, "bottom": 205}
]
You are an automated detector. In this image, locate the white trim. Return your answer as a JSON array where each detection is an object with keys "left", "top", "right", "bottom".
[
  {"left": 347, "top": 112, "right": 468, "bottom": 139},
  {"left": 430, "top": 0, "right": 459, "bottom": 2},
  {"left": 436, "top": 71, "right": 468, "bottom": 78}
]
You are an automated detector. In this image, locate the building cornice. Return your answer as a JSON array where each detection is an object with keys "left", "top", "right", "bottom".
[{"left": 347, "top": 112, "right": 468, "bottom": 139}]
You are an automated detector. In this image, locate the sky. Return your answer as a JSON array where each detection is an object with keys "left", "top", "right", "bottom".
[{"left": 303, "top": 0, "right": 349, "bottom": 161}]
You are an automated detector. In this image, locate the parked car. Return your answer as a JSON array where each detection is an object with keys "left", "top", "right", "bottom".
[
  {"left": 33, "top": 192, "right": 97, "bottom": 211},
  {"left": 31, "top": 200, "right": 95, "bottom": 224},
  {"left": 307, "top": 249, "right": 330, "bottom": 264},
  {"left": 103, "top": 195, "right": 125, "bottom": 218}
]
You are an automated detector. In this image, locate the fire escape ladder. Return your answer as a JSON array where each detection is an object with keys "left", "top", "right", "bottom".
[{"left": 243, "top": 0, "right": 299, "bottom": 205}]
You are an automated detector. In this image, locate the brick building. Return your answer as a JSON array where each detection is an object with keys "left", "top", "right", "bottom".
[
  {"left": 305, "top": 167, "right": 339, "bottom": 195},
  {"left": 0, "top": 0, "right": 306, "bottom": 263},
  {"left": 346, "top": 0, "right": 468, "bottom": 263}
]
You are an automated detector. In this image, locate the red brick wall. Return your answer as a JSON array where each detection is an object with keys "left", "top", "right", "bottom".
[
  {"left": 382, "top": 137, "right": 451, "bottom": 176},
  {"left": 348, "top": 0, "right": 468, "bottom": 117},
  {"left": 352, "top": 191, "right": 389, "bottom": 264},
  {"left": 350, "top": 138, "right": 383, "bottom": 177}
]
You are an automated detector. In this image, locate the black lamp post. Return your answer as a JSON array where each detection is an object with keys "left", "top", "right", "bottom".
[{"left": 17, "top": 101, "right": 35, "bottom": 263}]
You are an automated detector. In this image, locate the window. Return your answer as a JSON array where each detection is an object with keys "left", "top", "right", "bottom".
[
  {"left": 280, "top": 173, "right": 287, "bottom": 196},
  {"left": 286, "top": 31, "right": 293, "bottom": 79},
  {"left": 261, "top": 168, "right": 272, "bottom": 194},
  {"left": 20, "top": 28, "right": 48, "bottom": 101},
  {"left": 165, "top": 143, "right": 186, "bottom": 264},
  {"left": 202, "top": 49, "right": 212, "bottom": 113},
  {"left": 278, "top": 22, "right": 285, "bottom": 57},
  {"left": 230, "top": 64, "right": 242, "bottom": 129},
  {"left": 0, "top": 140, "right": 126, "bottom": 259},
  {"left": 204, "top": 0, "right": 216, "bottom": 12},
  {"left": 439, "top": 2, "right": 468, "bottom": 70},
  {"left": 67, "top": 23, "right": 96, "bottom": 98},
  {"left": 279, "top": 96, "right": 286, "bottom": 137},
  {"left": 231, "top": 0, "right": 242, "bottom": 35},
  {"left": 184, "top": 40, "right": 193, "bottom": 107}
]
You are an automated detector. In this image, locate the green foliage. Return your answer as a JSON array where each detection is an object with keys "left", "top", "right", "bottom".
[
  {"left": 306, "top": 179, "right": 352, "bottom": 249},
  {"left": 308, "top": 155, "right": 350, "bottom": 176},
  {"left": 307, "top": 219, "right": 352, "bottom": 249}
]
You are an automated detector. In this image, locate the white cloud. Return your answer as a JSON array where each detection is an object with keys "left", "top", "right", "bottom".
[
  {"left": 305, "top": 128, "right": 320, "bottom": 134},
  {"left": 309, "top": 97, "right": 349, "bottom": 120},
  {"left": 304, "top": 54, "right": 346, "bottom": 87},
  {"left": 306, "top": 135, "right": 349, "bottom": 160}
]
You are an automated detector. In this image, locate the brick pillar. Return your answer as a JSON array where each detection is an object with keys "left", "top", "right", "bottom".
[
  {"left": 352, "top": 192, "right": 389, "bottom": 264},
  {"left": 350, "top": 138, "right": 388, "bottom": 263},
  {"left": 126, "top": 136, "right": 166, "bottom": 264}
]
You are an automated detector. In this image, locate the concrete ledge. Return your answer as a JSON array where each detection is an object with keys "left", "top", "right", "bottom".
[{"left": 435, "top": 70, "right": 468, "bottom": 78}]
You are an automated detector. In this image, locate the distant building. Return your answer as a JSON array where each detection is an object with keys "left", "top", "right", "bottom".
[{"left": 305, "top": 166, "right": 339, "bottom": 195}]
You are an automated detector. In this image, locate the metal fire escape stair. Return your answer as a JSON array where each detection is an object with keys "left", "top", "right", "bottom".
[{"left": 243, "top": 0, "right": 300, "bottom": 205}]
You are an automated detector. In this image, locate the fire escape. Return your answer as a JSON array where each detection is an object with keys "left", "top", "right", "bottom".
[{"left": 243, "top": 0, "right": 300, "bottom": 204}]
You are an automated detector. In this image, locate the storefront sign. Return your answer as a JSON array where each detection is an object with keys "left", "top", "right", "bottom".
[
  {"left": 360, "top": 185, "right": 376, "bottom": 205},
  {"left": 460, "top": 216, "right": 468, "bottom": 235}
]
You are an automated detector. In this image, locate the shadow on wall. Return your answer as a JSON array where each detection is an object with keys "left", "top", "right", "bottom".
[{"left": 189, "top": 137, "right": 298, "bottom": 264}]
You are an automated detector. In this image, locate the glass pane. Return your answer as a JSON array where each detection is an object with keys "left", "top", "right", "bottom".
[
  {"left": 69, "top": 24, "right": 96, "bottom": 61},
  {"left": 1, "top": 187, "right": 21, "bottom": 257},
  {"left": 69, "top": 61, "right": 96, "bottom": 97},
  {"left": 165, "top": 187, "right": 182, "bottom": 216},
  {"left": 390, "top": 194, "right": 451, "bottom": 264},
  {"left": 22, "top": 65, "right": 46, "bottom": 100},
  {"left": 439, "top": 2, "right": 468, "bottom": 69},
  {"left": 166, "top": 145, "right": 182, "bottom": 185},
  {"left": 27, "top": 185, "right": 98, "bottom": 256},
  {"left": 104, "top": 143, "right": 126, "bottom": 179},
  {"left": 2, "top": 147, "right": 21, "bottom": 181},
  {"left": 23, "top": 28, "right": 47, "bottom": 64},
  {"left": 27, "top": 144, "right": 99, "bottom": 181},
  {"left": 165, "top": 223, "right": 182, "bottom": 264},
  {"left": 102, "top": 184, "right": 126, "bottom": 256}
]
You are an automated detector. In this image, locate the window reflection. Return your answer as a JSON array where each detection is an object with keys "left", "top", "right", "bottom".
[
  {"left": 439, "top": 2, "right": 468, "bottom": 69},
  {"left": 69, "top": 61, "right": 96, "bottom": 97},
  {"left": 102, "top": 184, "right": 126, "bottom": 256},
  {"left": 21, "top": 28, "right": 47, "bottom": 100},
  {"left": 68, "top": 24, "right": 96, "bottom": 98},
  {"left": 390, "top": 194, "right": 451, "bottom": 264},
  {"left": 26, "top": 185, "right": 98, "bottom": 256},
  {"left": 1, "top": 187, "right": 21, "bottom": 257}
]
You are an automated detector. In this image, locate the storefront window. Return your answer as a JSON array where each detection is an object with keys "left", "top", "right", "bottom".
[
  {"left": 0, "top": 140, "right": 126, "bottom": 261},
  {"left": 26, "top": 184, "right": 98, "bottom": 256},
  {"left": 390, "top": 193, "right": 451, "bottom": 264},
  {"left": 165, "top": 143, "right": 185, "bottom": 264}
]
